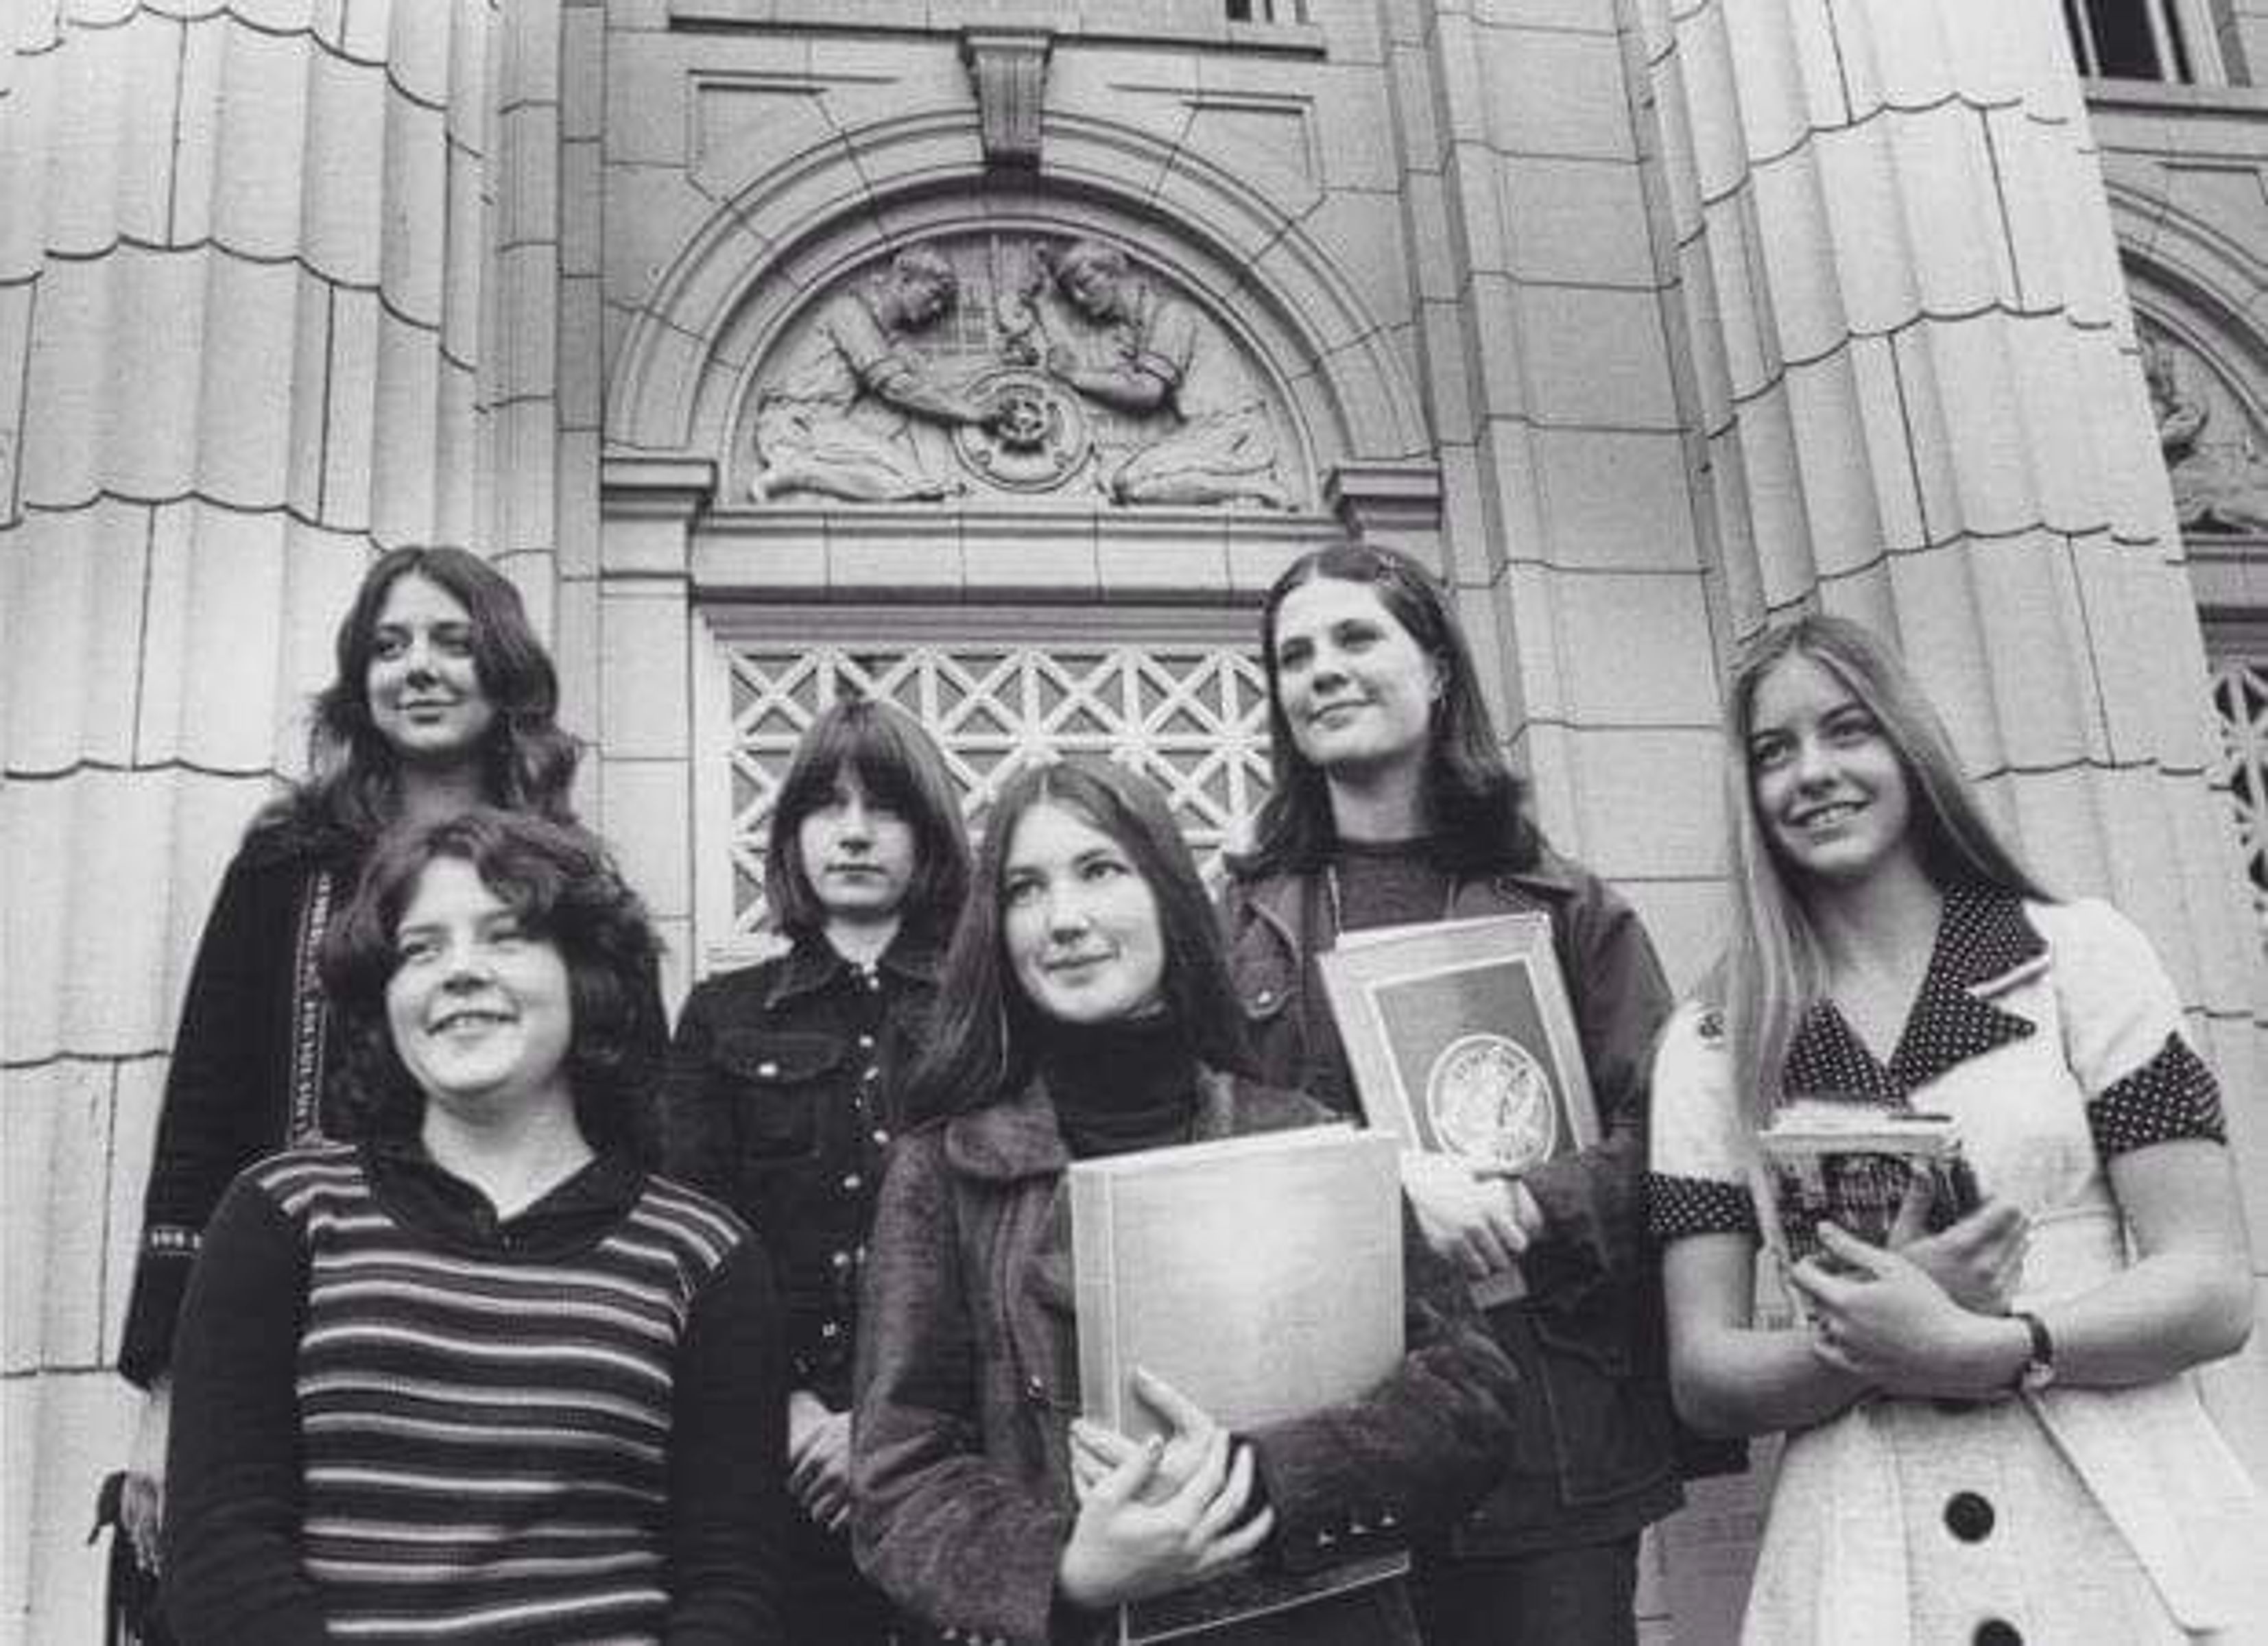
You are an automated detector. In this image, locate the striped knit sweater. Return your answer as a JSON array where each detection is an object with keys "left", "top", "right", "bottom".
[{"left": 164, "top": 1141, "right": 786, "bottom": 1645}]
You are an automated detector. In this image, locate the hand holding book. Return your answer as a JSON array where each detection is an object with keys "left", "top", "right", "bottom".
[
  {"left": 1751, "top": 1102, "right": 2025, "bottom": 1320},
  {"left": 1883, "top": 1186, "right": 2028, "bottom": 1316},
  {"left": 1057, "top": 1418, "right": 1276, "bottom": 1614},
  {"left": 1398, "top": 1151, "right": 1540, "bottom": 1283},
  {"left": 1788, "top": 1224, "right": 2039, "bottom": 1402}
]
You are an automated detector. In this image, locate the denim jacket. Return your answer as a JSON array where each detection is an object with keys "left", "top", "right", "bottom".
[
  {"left": 662, "top": 930, "right": 940, "bottom": 1407},
  {"left": 1220, "top": 844, "right": 1686, "bottom": 1555},
  {"left": 851, "top": 1071, "right": 1523, "bottom": 1646}
]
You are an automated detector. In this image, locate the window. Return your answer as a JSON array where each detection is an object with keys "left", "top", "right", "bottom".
[
  {"left": 1227, "top": 0, "right": 1307, "bottom": 21},
  {"left": 2064, "top": 0, "right": 2196, "bottom": 81},
  {"left": 2206, "top": 637, "right": 2268, "bottom": 945},
  {"left": 692, "top": 609, "right": 1275, "bottom": 963}
]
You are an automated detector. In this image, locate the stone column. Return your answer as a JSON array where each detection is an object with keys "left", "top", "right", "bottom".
[
  {"left": 0, "top": 3, "right": 563, "bottom": 1636},
  {"left": 1387, "top": 0, "right": 1730, "bottom": 988},
  {"left": 1643, "top": 0, "right": 2268, "bottom": 1462}
]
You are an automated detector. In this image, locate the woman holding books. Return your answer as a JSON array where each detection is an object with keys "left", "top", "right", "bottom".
[
  {"left": 1218, "top": 542, "right": 1686, "bottom": 1643},
  {"left": 852, "top": 756, "right": 1522, "bottom": 1646},
  {"left": 663, "top": 695, "right": 970, "bottom": 1641},
  {"left": 1650, "top": 614, "right": 2261, "bottom": 1642},
  {"left": 113, "top": 546, "right": 603, "bottom": 1585},
  {"left": 163, "top": 809, "right": 785, "bottom": 1643}
]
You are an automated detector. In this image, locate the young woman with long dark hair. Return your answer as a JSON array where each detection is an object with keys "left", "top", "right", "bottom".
[
  {"left": 1650, "top": 614, "right": 2260, "bottom": 1641},
  {"left": 116, "top": 547, "right": 591, "bottom": 1572},
  {"left": 1219, "top": 542, "right": 1685, "bottom": 1642},
  {"left": 663, "top": 696, "right": 970, "bottom": 1641},
  {"left": 852, "top": 757, "right": 1521, "bottom": 1645}
]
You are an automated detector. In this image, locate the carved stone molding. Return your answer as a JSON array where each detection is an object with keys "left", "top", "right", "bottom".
[
  {"left": 2141, "top": 320, "right": 2268, "bottom": 537},
  {"left": 733, "top": 231, "right": 1308, "bottom": 512},
  {"left": 962, "top": 29, "right": 1052, "bottom": 169},
  {"left": 1324, "top": 460, "right": 1442, "bottom": 545}
]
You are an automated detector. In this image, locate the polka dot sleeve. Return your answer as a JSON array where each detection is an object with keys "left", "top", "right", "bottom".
[
  {"left": 1646, "top": 1002, "right": 1758, "bottom": 1243},
  {"left": 2039, "top": 899, "right": 2228, "bottom": 1158}
]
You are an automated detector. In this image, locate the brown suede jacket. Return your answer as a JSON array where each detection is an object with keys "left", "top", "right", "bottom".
[{"left": 851, "top": 1071, "right": 1521, "bottom": 1646}]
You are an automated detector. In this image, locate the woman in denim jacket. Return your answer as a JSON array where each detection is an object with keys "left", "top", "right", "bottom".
[
  {"left": 854, "top": 757, "right": 1520, "bottom": 1646},
  {"left": 1217, "top": 544, "right": 1684, "bottom": 1643},
  {"left": 664, "top": 696, "right": 971, "bottom": 1641}
]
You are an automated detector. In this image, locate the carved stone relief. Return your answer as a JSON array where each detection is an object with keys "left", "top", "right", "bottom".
[
  {"left": 739, "top": 234, "right": 1304, "bottom": 510},
  {"left": 2142, "top": 322, "right": 2268, "bottom": 536}
]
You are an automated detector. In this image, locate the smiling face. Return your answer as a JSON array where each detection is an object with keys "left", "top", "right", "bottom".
[
  {"left": 796, "top": 772, "right": 918, "bottom": 925},
  {"left": 385, "top": 857, "right": 573, "bottom": 1118},
  {"left": 1746, "top": 650, "right": 1918, "bottom": 890},
  {"left": 1001, "top": 800, "right": 1167, "bottom": 1027},
  {"left": 1270, "top": 575, "right": 1442, "bottom": 788},
  {"left": 366, "top": 573, "right": 496, "bottom": 769}
]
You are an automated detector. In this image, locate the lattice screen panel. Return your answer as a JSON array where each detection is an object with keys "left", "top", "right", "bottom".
[
  {"left": 704, "top": 618, "right": 1274, "bottom": 941},
  {"left": 2209, "top": 654, "right": 2268, "bottom": 942}
]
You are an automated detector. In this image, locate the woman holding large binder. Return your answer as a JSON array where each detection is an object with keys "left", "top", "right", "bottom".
[
  {"left": 1649, "top": 614, "right": 2260, "bottom": 1641},
  {"left": 1219, "top": 542, "right": 1686, "bottom": 1643},
  {"left": 852, "top": 757, "right": 1522, "bottom": 1645}
]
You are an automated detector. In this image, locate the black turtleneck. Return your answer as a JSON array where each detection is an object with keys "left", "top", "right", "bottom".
[{"left": 1031, "top": 1012, "right": 1201, "bottom": 1160}]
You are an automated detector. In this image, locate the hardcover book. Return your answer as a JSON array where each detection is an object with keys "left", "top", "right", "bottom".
[
  {"left": 1317, "top": 914, "right": 1601, "bottom": 1305},
  {"left": 1751, "top": 1102, "right": 1982, "bottom": 1301},
  {"left": 1069, "top": 1126, "right": 1409, "bottom": 1645}
]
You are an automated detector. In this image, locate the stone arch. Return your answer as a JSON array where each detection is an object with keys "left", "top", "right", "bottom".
[
  {"left": 604, "top": 109, "right": 1428, "bottom": 484},
  {"left": 2110, "top": 181, "right": 2268, "bottom": 543},
  {"left": 2109, "top": 178, "right": 2268, "bottom": 427}
]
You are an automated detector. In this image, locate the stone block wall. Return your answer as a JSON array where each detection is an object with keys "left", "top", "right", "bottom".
[
  {"left": 1, "top": 3, "right": 570, "bottom": 1637},
  {"left": 5, "top": 1, "right": 2267, "bottom": 1640}
]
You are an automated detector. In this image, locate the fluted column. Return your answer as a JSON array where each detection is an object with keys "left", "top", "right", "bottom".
[
  {"left": 1643, "top": 0, "right": 2268, "bottom": 1462},
  {"left": 0, "top": 3, "right": 565, "bottom": 1638}
]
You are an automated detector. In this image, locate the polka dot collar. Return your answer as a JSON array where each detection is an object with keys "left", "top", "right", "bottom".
[{"left": 1782, "top": 884, "right": 2045, "bottom": 1104}]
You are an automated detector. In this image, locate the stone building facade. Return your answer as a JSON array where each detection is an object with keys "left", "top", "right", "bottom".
[{"left": 6, "top": 0, "right": 2268, "bottom": 1639}]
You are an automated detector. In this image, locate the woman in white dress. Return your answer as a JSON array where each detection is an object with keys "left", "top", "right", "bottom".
[{"left": 1649, "top": 614, "right": 2262, "bottom": 1644}]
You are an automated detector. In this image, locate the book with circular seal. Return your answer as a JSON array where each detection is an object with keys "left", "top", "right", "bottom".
[{"left": 1317, "top": 913, "right": 1600, "bottom": 1303}]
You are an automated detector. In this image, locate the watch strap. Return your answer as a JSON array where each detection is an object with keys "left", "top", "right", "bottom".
[{"left": 2010, "top": 1309, "right": 2055, "bottom": 1391}]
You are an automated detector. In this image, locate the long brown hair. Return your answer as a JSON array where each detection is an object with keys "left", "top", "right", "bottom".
[
  {"left": 898, "top": 757, "right": 1253, "bottom": 1122},
  {"left": 276, "top": 547, "right": 578, "bottom": 851},
  {"left": 1231, "top": 542, "right": 1537, "bottom": 881},
  {"left": 763, "top": 695, "right": 970, "bottom": 944}
]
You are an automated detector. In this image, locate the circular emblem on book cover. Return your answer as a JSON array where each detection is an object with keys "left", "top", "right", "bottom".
[{"left": 1425, "top": 1034, "right": 1559, "bottom": 1171}]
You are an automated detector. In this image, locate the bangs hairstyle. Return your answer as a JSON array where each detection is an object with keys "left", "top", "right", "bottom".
[
  {"left": 898, "top": 757, "right": 1254, "bottom": 1123},
  {"left": 1232, "top": 542, "right": 1537, "bottom": 881},
  {"left": 321, "top": 809, "right": 664, "bottom": 1155},
  {"left": 1719, "top": 614, "right": 2049, "bottom": 1125},
  {"left": 291, "top": 547, "right": 579, "bottom": 848},
  {"left": 764, "top": 697, "right": 972, "bottom": 941}
]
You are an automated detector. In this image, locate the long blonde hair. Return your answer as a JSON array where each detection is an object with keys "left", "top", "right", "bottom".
[{"left": 1719, "top": 616, "right": 2049, "bottom": 1127}]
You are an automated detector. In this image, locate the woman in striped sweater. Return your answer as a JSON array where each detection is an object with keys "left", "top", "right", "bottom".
[{"left": 163, "top": 810, "right": 786, "bottom": 1644}]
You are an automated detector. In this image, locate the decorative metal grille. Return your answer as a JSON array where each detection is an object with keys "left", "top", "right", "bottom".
[
  {"left": 2208, "top": 654, "right": 2268, "bottom": 940},
  {"left": 713, "top": 625, "right": 1274, "bottom": 938}
]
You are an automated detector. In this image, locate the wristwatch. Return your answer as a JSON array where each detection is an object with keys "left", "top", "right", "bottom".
[{"left": 2009, "top": 1310, "right": 2056, "bottom": 1393}]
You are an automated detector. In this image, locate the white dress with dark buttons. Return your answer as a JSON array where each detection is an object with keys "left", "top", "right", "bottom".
[{"left": 1649, "top": 891, "right": 2264, "bottom": 1645}]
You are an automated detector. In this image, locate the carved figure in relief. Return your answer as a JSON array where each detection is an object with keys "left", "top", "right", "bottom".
[
  {"left": 2145, "top": 337, "right": 2268, "bottom": 534},
  {"left": 752, "top": 249, "right": 994, "bottom": 503},
  {"left": 1040, "top": 239, "right": 1294, "bottom": 509}
]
